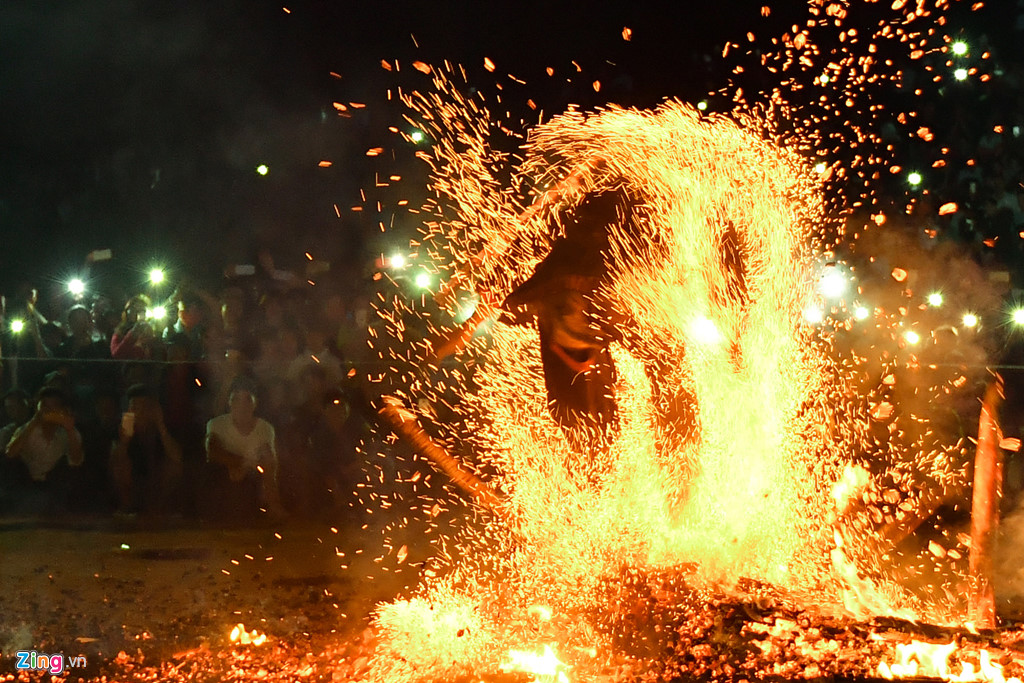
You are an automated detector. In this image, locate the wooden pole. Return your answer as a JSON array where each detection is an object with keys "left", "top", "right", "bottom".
[
  {"left": 428, "top": 160, "right": 598, "bottom": 359},
  {"left": 377, "top": 395, "right": 501, "bottom": 510},
  {"left": 969, "top": 374, "right": 1004, "bottom": 629},
  {"left": 429, "top": 303, "right": 493, "bottom": 362}
]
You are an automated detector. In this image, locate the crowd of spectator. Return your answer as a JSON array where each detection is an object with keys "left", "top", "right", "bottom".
[{"left": 0, "top": 257, "right": 375, "bottom": 524}]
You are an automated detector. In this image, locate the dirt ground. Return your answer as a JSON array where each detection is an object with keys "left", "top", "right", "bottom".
[
  {"left": 6, "top": 501, "right": 1024, "bottom": 681},
  {"left": 0, "top": 514, "right": 414, "bottom": 681}
]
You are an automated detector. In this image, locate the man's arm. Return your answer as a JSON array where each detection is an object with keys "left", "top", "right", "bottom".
[
  {"left": 44, "top": 408, "right": 85, "bottom": 467},
  {"left": 205, "top": 431, "right": 245, "bottom": 470},
  {"left": 110, "top": 329, "right": 138, "bottom": 359},
  {"left": 5, "top": 416, "right": 42, "bottom": 458},
  {"left": 65, "top": 426, "right": 84, "bottom": 467},
  {"left": 111, "top": 414, "right": 133, "bottom": 473},
  {"left": 25, "top": 307, "right": 51, "bottom": 359},
  {"left": 155, "top": 409, "right": 183, "bottom": 464},
  {"left": 256, "top": 424, "right": 283, "bottom": 510}
]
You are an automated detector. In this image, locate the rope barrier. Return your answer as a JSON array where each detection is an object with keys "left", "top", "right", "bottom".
[{"left": 4, "top": 355, "right": 1024, "bottom": 371}]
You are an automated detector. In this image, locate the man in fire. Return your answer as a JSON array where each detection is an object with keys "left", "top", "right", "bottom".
[
  {"left": 499, "top": 180, "right": 749, "bottom": 457},
  {"left": 500, "top": 188, "right": 628, "bottom": 446}
]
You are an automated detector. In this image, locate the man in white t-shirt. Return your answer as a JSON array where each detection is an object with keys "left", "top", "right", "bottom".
[
  {"left": 205, "top": 377, "right": 283, "bottom": 520},
  {"left": 5, "top": 387, "right": 83, "bottom": 482}
]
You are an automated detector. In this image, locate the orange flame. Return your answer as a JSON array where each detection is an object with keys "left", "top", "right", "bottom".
[
  {"left": 228, "top": 623, "right": 267, "bottom": 647},
  {"left": 501, "top": 645, "right": 570, "bottom": 683},
  {"left": 361, "top": 0, "right": 985, "bottom": 672},
  {"left": 877, "top": 640, "right": 1021, "bottom": 683}
]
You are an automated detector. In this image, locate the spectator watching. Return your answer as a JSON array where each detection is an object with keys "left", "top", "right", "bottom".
[
  {"left": 0, "top": 388, "right": 32, "bottom": 450},
  {"left": 4, "top": 387, "right": 83, "bottom": 483},
  {"left": 110, "top": 384, "right": 183, "bottom": 515},
  {"left": 204, "top": 376, "right": 283, "bottom": 521}
]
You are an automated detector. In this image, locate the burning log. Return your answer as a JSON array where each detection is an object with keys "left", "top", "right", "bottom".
[
  {"left": 428, "top": 302, "right": 494, "bottom": 362},
  {"left": 590, "top": 565, "right": 1024, "bottom": 683},
  {"left": 969, "top": 374, "right": 1005, "bottom": 629},
  {"left": 377, "top": 395, "right": 502, "bottom": 509},
  {"left": 429, "top": 161, "right": 597, "bottom": 359}
]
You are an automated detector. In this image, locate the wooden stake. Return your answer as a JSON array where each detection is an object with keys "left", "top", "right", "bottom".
[
  {"left": 377, "top": 395, "right": 501, "bottom": 510},
  {"left": 969, "top": 374, "right": 1004, "bottom": 629},
  {"left": 428, "top": 159, "right": 599, "bottom": 359},
  {"left": 429, "top": 303, "right": 493, "bottom": 362}
]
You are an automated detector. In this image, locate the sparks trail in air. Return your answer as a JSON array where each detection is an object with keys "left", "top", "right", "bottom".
[
  {"left": 712, "top": 0, "right": 1000, "bottom": 623},
  {"left": 722, "top": 0, "right": 995, "bottom": 232},
  {"left": 363, "top": 81, "right": 849, "bottom": 681},
  {"left": 349, "top": 1, "right": 999, "bottom": 680}
]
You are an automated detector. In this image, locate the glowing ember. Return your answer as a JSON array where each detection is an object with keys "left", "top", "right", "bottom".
[
  {"left": 229, "top": 623, "right": 268, "bottom": 646},
  {"left": 877, "top": 641, "right": 1022, "bottom": 683},
  {"left": 369, "top": 589, "right": 490, "bottom": 680},
  {"left": 501, "top": 645, "right": 571, "bottom": 683}
]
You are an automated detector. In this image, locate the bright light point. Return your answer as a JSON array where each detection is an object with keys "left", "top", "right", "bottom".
[
  {"left": 1012, "top": 309, "right": 1024, "bottom": 326},
  {"left": 390, "top": 254, "right": 406, "bottom": 269},
  {"left": 814, "top": 162, "right": 827, "bottom": 174},
  {"left": 904, "top": 330, "right": 921, "bottom": 345},
  {"left": 819, "top": 270, "right": 847, "bottom": 299},
  {"left": 954, "top": 68, "right": 968, "bottom": 81},
  {"left": 454, "top": 299, "right": 478, "bottom": 324},
  {"left": 951, "top": 41, "right": 968, "bottom": 56},
  {"left": 527, "top": 604, "right": 553, "bottom": 621},
  {"left": 149, "top": 268, "right": 165, "bottom": 285},
  {"left": 68, "top": 278, "right": 85, "bottom": 296},
  {"left": 803, "top": 306, "right": 824, "bottom": 324},
  {"left": 10, "top": 319, "right": 25, "bottom": 334},
  {"left": 927, "top": 292, "right": 943, "bottom": 307},
  {"left": 502, "top": 645, "right": 568, "bottom": 681},
  {"left": 256, "top": 164, "right": 269, "bottom": 176},
  {"left": 150, "top": 306, "right": 166, "bottom": 320},
  {"left": 907, "top": 171, "right": 923, "bottom": 186},
  {"left": 409, "top": 130, "right": 425, "bottom": 143},
  {"left": 819, "top": 74, "right": 830, "bottom": 84},
  {"left": 415, "top": 273, "right": 431, "bottom": 289},
  {"left": 854, "top": 305, "right": 870, "bottom": 320},
  {"left": 962, "top": 312, "right": 979, "bottom": 328},
  {"left": 690, "top": 316, "right": 723, "bottom": 344},
  {"left": 696, "top": 100, "right": 708, "bottom": 111}
]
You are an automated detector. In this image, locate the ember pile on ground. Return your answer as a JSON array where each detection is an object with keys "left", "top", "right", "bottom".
[
  {"left": 596, "top": 567, "right": 1024, "bottom": 682},
  {"left": 4, "top": 518, "right": 1024, "bottom": 682}
]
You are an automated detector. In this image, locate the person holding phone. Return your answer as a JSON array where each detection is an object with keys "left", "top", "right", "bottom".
[
  {"left": 3, "top": 388, "right": 83, "bottom": 514},
  {"left": 109, "top": 384, "right": 182, "bottom": 516},
  {"left": 111, "top": 295, "right": 154, "bottom": 360}
]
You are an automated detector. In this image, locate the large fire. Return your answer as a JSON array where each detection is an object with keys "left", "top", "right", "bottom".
[
  {"left": 354, "top": 1, "right": 1014, "bottom": 681},
  {"left": 364, "top": 97, "right": 899, "bottom": 680}
]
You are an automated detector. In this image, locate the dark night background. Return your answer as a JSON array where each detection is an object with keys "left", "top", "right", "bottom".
[
  {"left": 0, "top": 0, "right": 1013, "bottom": 298},
  {"left": 0, "top": 0, "right": 817, "bottom": 297}
]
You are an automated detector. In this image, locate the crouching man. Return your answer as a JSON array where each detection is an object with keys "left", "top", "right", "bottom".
[
  {"left": 3, "top": 387, "right": 84, "bottom": 513},
  {"left": 110, "top": 384, "right": 182, "bottom": 516},
  {"left": 204, "top": 376, "right": 284, "bottom": 522}
]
